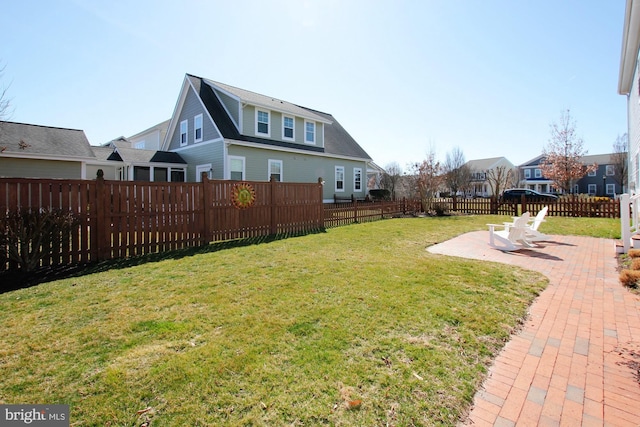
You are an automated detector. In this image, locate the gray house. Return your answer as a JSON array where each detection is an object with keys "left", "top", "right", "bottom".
[
  {"left": 0, "top": 121, "right": 96, "bottom": 179},
  {"left": 153, "top": 74, "right": 372, "bottom": 202}
]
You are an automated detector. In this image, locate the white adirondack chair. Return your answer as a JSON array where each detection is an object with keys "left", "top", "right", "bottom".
[
  {"left": 526, "top": 206, "right": 550, "bottom": 241},
  {"left": 488, "top": 212, "right": 535, "bottom": 251}
]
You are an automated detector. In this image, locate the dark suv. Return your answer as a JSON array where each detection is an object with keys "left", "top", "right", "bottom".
[{"left": 500, "top": 189, "right": 558, "bottom": 202}]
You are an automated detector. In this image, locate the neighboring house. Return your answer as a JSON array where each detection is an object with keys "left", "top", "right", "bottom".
[
  {"left": 0, "top": 121, "right": 96, "bottom": 179},
  {"left": 520, "top": 153, "right": 624, "bottom": 196},
  {"left": 98, "top": 137, "right": 187, "bottom": 181},
  {"left": 619, "top": 0, "right": 640, "bottom": 193},
  {"left": 464, "top": 157, "right": 516, "bottom": 197},
  {"left": 155, "top": 73, "right": 372, "bottom": 202},
  {"left": 128, "top": 119, "right": 170, "bottom": 151},
  {"left": 0, "top": 120, "right": 187, "bottom": 181}
]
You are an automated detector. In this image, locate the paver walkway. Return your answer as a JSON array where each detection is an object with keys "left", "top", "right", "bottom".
[{"left": 427, "top": 231, "right": 640, "bottom": 426}]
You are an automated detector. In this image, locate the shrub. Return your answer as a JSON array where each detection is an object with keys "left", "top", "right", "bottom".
[
  {"left": 369, "top": 189, "right": 391, "bottom": 201},
  {"left": 432, "top": 202, "right": 449, "bottom": 217},
  {"left": 629, "top": 249, "right": 640, "bottom": 258},
  {"left": 0, "top": 208, "right": 79, "bottom": 272},
  {"left": 619, "top": 269, "right": 640, "bottom": 288},
  {"left": 631, "top": 258, "right": 640, "bottom": 271}
]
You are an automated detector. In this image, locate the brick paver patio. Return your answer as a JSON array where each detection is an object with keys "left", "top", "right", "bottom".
[{"left": 427, "top": 231, "right": 640, "bottom": 426}]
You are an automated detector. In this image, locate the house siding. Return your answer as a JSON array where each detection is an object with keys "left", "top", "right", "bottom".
[
  {"left": 214, "top": 88, "right": 240, "bottom": 128},
  {"left": 167, "top": 87, "right": 221, "bottom": 151},
  {"left": 174, "top": 140, "right": 225, "bottom": 181},
  {"left": 0, "top": 158, "right": 82, "bottom": 179},
  {"left": 227, "top": 144, "right": 366, "bottom": 200},
  {"left": 629, "top": 59, "right": 640, "bottom": 191}
]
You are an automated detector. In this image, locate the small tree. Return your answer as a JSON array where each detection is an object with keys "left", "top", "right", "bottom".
[
  {"left": 380, "top": 162, "right": 403, "bottom": 200},
  {"left": 443, "top": 147, "right": 471, "bottom": 198},
  {"left": 540, "top": 109, "right": 596, "bottom": 193},
  {"left": 486, "top": 165, "right": 514, "bottom": 198},
  {"left": 610, "top": 133, "right": 628, "bottom": 193},
  {"left": 411, "top": 148, "right": 443, "bottom": 213}
]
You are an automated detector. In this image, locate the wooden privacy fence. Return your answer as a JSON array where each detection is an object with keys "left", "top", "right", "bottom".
[{"left": 0, "top": 176, "right": 324, "bottom": 272}]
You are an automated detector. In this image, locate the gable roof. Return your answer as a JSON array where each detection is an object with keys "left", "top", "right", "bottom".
[
  {"left": 164, "top": 74, "right": 371, "bottom": 161},
  {"left": 0, "top": 121, "right": 94, "bottom": 158},
  {"left": 465, "top": 157, "right": 514, "bottom": 171},
  {"left": 520, "top": 153, "right": 619, "bottom": 167}
]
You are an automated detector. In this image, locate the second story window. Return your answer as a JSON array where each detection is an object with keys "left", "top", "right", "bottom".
[
  {"left": 535, "top": 169, "right": 542, "bottom": 178},
  {"left": 283, "top": 116, "right": 294, "bottom": 140},
  {"left": 524, "top": 169, "right": 531, "bottom": 179},
  {"left": 606, "top": 165, "right": 615, "bottom": 176},
  {"left": 588, "top": 169, "right": 597, "bottom": 177},
  {"left": 180, "top": 120, "right": 188, "bottom": 146},
  {"left": 257, "top": 110, "right": 269, "bottom": 136},
  {"left": 194, "top": 114, "right": 203, "bottom": 142},
  {"left": 305, "top": 121, "right": 315, "bottom": 144}
]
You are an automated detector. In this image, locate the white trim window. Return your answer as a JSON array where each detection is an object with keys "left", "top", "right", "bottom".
[
  {"left": 524, "top": 169, "right": 531, "bottom": 179},
  {"left": 194, "top": 114, "right": 203, "bottom": 143},
  {"left": 534, "top": 168, "right": 542, "bottom": 178},
  {"left": 606, "top": 183, "right": 615, "bottom": 195},
  {"left": 588, "top": 169, "right": 597, "bottom": 177},
  {"left": 588, "top": 184, "right": 597, "bottom": 195},
  {"left": 573, "top": 184, "right": 579, "bottom": 194},
  {"left": 180, "top": 120, "right": 188, "bottom": 146},
  {"left": 229, "top": 156, "right": 245, "bottom": 181},
  {"left": 353, "top": 167, "right": 362, "bottom": 191},
  {"left": 268, "top": 159, "right": 283, "bottom": 182},
  {"left": 256, "top": 110, "right": 270, "bottom": 136},
  {"left": 305, "top": 121, "right": 315, "bottom": 144},
  {"left": 282, "top": 116, "right": 295, "bottom": 141},
  {"left": 606, "top": 165, "right": 615, "bottom": 176},
  {"left": 335, "top": 166, "right": 345, "bottom": 192}
]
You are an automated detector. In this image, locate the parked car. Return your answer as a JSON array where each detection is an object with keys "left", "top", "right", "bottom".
[{"left": 500, "top": 189, "right": 558, "bottom": 202}]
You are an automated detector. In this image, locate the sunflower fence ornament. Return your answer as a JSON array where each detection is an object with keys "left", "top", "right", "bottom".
[{"left": 231, "top": 182, "right": 257, "bottom": 209}]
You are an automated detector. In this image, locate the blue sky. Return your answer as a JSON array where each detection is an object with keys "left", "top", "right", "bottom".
[{"left": 0, "top": 0, "right": 629, "bottom": 170}]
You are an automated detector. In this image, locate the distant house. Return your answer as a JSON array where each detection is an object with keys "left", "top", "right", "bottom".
[
  {"left": 151, "top": 73, "right": 372, "bottom": 202},
  {"left": 618, "top": 0, "right": 640, "bottom": 192},
  {"left": 519, "top": 153, "right": 625, "bottom": 196},
  {"left": 464, "top": 157, "right": 516, "bottom": 197},
  {"left": 0, "top": 121, "right": 96, "bottom": 179}
]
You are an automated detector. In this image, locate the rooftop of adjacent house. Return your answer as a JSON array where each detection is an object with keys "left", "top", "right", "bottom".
[
  {"left": 128, "top": 119, "right": 171, "bottom": 140},
  {"left": 465, "top": 156, "right": 513, "bottom": 171},
  {"left": 520, "top": 152, "right": 621, "bottom": 167},
  {"left": 0, "top": 120, "right": 94, "bottom": 158}
]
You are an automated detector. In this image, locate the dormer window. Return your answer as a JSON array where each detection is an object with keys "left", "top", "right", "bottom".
[
  {"left": 305, "top": 121, "right": 315, "bottom": 144},
  {"left": 283, "top": 116, "right": 294, "bottom": 141},
  {"left": 257, "top": 110, "right": 270, "bottom": 136}
]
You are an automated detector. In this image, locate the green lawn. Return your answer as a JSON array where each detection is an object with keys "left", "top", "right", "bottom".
[{"left": 0, "top": 215, "right": 620, "bottom": 425}]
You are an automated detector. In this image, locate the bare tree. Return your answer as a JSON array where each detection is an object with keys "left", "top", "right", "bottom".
[
  {"left": 410, "top": 147, "right": 443, "bottom": 212},
  {"left": 0, "top": 61, "right": 12, "bottom": 125},
  {"left": 380, "top": 162, "right": 403, "bottom": 200},
  {"left": 443, "top": 147, "right": 471, "bottom": 198},
  {"left": 610, "top": 133, "right": 628, "bottom": 193},
  {"left": 486, "top": 165, "right": 514, "bottom": 198},
  {"left": 540, "top": 109, "right": 596, "bottom": 194}
]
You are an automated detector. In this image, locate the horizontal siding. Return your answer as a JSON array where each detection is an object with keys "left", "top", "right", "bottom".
[
  {"left": 0, "top": 158, "right": 82, "bottom": 179},
  {"left": 227, "top": 145, "right": 367, "bottom": 200},
  {"left": 175, "top": 140, "right": 225, "bottom": 181},
  {"left": 168, "top": 86, "right": 221, "bottom": 151},
  {"left": 215, "top": 89, "right": 240, "bottom": 127}
]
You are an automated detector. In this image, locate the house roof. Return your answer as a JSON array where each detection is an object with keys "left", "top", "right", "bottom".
[
  {"left": 521, "top": 153, "right": 618, "bottom": 167},
  {"left": 111, "top": 146, "right": 187, "bottom": 164},
  {"left": 0, "top": 121, "right": 95, "bottom": 158},
  {"left": 128, "top": 119, "right": 171, "bottom": 140},
  {"left": 177, "top": 74, "right": 371, "bottom": 161},
  {"left": 465, "top": 157, "right": 514, "bottom": 171},
  {"left": 204, "top": 78, "right": 331, "bottom": 124},
  {"left": 619, "top": 0, "right": 640, "bottom": 94}
]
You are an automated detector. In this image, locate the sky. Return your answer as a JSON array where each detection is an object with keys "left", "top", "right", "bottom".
[{"left": 0, "top": 0, "right": 630, "bottom": 170}]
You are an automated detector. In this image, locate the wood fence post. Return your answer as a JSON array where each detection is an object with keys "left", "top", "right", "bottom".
[
  {"left": 270, "top": 176, "right": 277, "bottom": 235},
  {"left": 353, "top": 196, "right": 358, "bottom": 223},
  {"left": 95, "top": 172, "right": 109, "bottom": 261},
  {"left": 201, "top": 172, "right": 210, "bottom": 245},
  {"left": 318, "top": 177, "right": 324, "bottom": 229}
]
